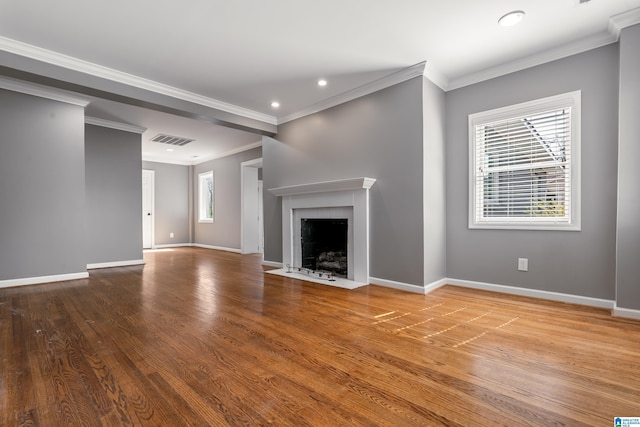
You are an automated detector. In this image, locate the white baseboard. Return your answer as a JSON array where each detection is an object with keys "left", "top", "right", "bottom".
[
  {"left": 262, "top": 260, "right": 283, "bottom": 268},
  {"left": 369, "top": 277, "right": 431, "bottom": 294},
  {"left": 87, "top": 259, "right": 145, "bottom": 270},
  {"left": 152, "top": 243, "right": 193, "bottom": 249},
  {"left": 613, "top": 306, "right": 640, "bottom": 320},
  {"left": 447, "top": 278, "right": 615, "bottom": 309},
  {"left": 424, "top": 278, "right": 449, "bottom": 294},
  {"left": 193, "top": 244, "right": 242, "bottom": 254},
  {"left": 0, "top": 272, "right": 89, "bottom": 289}
]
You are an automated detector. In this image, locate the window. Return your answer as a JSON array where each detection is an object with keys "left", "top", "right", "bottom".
[
  {"left": 469, "top": 91, "right": 581, "bottom": 230},
  {"left": 198, "top": 171, "right": 214, "bottom": 223}
]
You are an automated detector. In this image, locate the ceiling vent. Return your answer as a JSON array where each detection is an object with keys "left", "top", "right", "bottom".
[{"left": 151, "top": 133, "right": 195, "bottom": 146}]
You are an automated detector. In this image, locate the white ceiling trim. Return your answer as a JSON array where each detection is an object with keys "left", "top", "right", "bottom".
[
  {"left": 143, "top": 140, "right": 264, "bottom": 166},
  {"left": 85, "top": 116, "right": 147, "bottom": 134},
  {"left": 193, "top": 140, "right": 263, "bottom": 165},
  {"left": 422, "top": 62, "right": 448, "bottom": 91},
  {"left": 277, "top": 61, "right": 427, "bottom": 124},
  {"left": 0, "top": 75, "right": 89, "bottom": 106},
  {"left": 447, "top": 11, "right": 639, "bottom": 91},
  {"left": 608, "top": 7, "right": 640, "bottom": 37},
  {"left": 447, "top": 30, "right": 618, "bottom": 91},
  {"left": 0, "top": 36, "right": 277, "bottom": 126}
]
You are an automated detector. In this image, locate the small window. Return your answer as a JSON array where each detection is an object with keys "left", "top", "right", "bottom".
[
  {"left": 198, "top": 171, "right": 214, "bottom": 223},
  {"left": 469, "top": 91, "right": 581, "bottom": 230}
]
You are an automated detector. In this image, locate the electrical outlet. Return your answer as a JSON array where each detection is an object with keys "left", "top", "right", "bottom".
[
  {"left": 170, "top": 232, "right": 174, "bottom": 239},
  {"left": 518, "top": 258, "right": 528, "bottom": 272}
]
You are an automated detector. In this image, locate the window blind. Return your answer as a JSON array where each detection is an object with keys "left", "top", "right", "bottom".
[{"left": 474, "top": 107, "right": 572, "bottom": 224}]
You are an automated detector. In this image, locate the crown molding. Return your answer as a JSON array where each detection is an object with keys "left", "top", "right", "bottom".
[
  {"left": 0, "top": 36, "right": 277, "bottom": 125},
  {"left": 143, "top": 140, "right": 263, "bottom": 166},
  {"left": 0, "top": 75, "right": 89, "bottom": 106},
  {"left": 193, "top": 140, "right": 263, "bottom": 165},
  {"left": 447, "top": 9, "right": 639, "bottom": 92},
  {"left": 447, "top": 30, "right": 617, "bottom": 91},
  {"left": 609, "top": 7, "right": 640, "bottom": 38},
  {"left": 422, "top": 62, "right": 448, "bottom": 91},
  {"left": 278, "top": 62, "right": 426, "bottom": 124},
  {"left": 141, "top": 154, "right": 194, "bottom": 166},
  {"left": 85, "top": 116, "right": 147, "bottom": 134}
]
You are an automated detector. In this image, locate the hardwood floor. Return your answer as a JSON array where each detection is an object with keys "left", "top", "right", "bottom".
[{"left": 1, "top": 247, "right": 639, "bottom": 426}]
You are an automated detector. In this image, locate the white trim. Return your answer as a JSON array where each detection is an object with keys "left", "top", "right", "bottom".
[
  {"left": 151, "top": 243, "right": 193, "bottom": 249},
  {"left": 240, "top": 158, "right": 263, "bottom": 255},
  {"left": 0, "top": 35, "right": 276, "bottom": 125},
  {"left": 612, "top": 306, "right": 640, "bottom": 320},
  {"left": 447, "top": 278, "right": 615, "bottom": 309},
  {"left": 262, "top": 260, "right": 283, "bottom": 268},
  {"left": 85, "top": 116, "right": 147, "bottom": 134},
  {"left": 269, "top": 177, "right": 376, "bottom": 197},
  {"left": 142, "top": 169, "right": 155, "bottom": 249},
  {"left": 468, "top": 90, "right": 581, "bottom": 231},
  {"left": 0, "top": 75, "right": 89, "bottom": 106},
  {"left": 0, "top": 272, "right": 89, "bottom": 289},
  {"left": 87, "top": 259, "right": 145, "bottom": 269},
  {"left": 422, "top": 62, "right": 448, "bottom": 92},
  {"left": 193, "top": 141, "right": 263, "bottom": 165},
  {"left": 141, "top": 141, "right": 263, "bottom": 166},
  {"left": 278, "top": 62, "right": 426, "bottom": 124},
  {"left": 198, "top": 170, "right": 214, "bottom": 223},
  {"left": 609, "top": 7, "right": 640, "bottom": 38},
  {"left": 449, "top": 9, "right": 640, "bottom": 91},
  {"left": 266, "top": 268, "right": 367, "bottom": 290},
  {"left": 369, "top": 276, "right": 446, "bottom": 294},
  {"left": 448, "top": 32, "right": 617, "bottom": 91},
  {"left": 193, "top": 244, "right": 242, "bottom": 253},
  {"left": 275, "top": 179, "right": 374, "bottom": 284}
]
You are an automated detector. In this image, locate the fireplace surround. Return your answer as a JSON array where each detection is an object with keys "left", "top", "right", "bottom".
[{"left": 268, "top": 177, "right": 375, "bottom": 289}]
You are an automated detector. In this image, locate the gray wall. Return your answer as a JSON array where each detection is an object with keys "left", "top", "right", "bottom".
[
  {"left": 422, "top": 77, "right": 447, "bottom": 285},
  {"left": 0, "top": 89, "right": 87, "bottom": 280},
  {"left": 85, "top": 124, "right": 143, "bottom": 264},
  {"left": 446, "top": 44, "right": 620, "bottom": 299},
  {"left": 263, "top": 77, "right": 425, "bottom": 285},
  {"left": 193, "top": 147, "right": 262, "bottom": 250},
  {"left": 142, "top": 161, "right": 190, "bottom": 245},
  {"left": 616, "top": 24, "right": 640, "bottom": 310}
]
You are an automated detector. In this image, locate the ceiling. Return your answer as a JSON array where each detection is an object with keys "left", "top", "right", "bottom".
[{"left": 1, "top": 0, "right": 639, "bottom": 164}]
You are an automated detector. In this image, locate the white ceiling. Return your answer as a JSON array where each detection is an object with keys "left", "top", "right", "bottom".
[{"left": 1, "top": 0, "right": 639, "bottom": 164}]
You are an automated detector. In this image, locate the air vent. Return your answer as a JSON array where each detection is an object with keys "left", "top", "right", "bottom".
[{"left": 151, "top": 133, "right": 195, "bottom": 146}]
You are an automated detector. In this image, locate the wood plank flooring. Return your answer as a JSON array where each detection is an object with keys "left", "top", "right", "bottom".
[{"left": 1, "top": 247, "right": 639, "bottom": 426}]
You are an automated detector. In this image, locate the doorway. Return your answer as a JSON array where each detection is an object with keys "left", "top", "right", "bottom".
[
  {"left": 241, "top": 158, "right": 263, "bottom": 254},
  {"left": 142, "top": 169, "right": 154, "bottom": 249}
]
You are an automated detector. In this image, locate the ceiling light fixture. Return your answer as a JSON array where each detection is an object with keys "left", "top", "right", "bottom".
[
  {"left": 498, "top": 10, "right": 525, "bottom": 27},
  {"left": 317, "top": 79, "right": 328, "bottom": 87},
  {"left": 166, "top": 148, "right": 174, "bottom": 152},
  {"left": 271, "top": 101, "right": 280, "bottom": 108}
]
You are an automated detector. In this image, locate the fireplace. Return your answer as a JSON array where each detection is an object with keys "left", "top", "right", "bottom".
[
  {"left": 268, "top": 177, "right": 375, "bottom": 289},
  {"left": 301, "top": 218, "right": 348, "bottom": 277}
]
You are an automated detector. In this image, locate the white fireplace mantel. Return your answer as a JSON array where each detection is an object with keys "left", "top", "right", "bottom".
[
  {"left": 269, "top": 177, "right": 376, "bottom": 197},
  {"left": 268, "top": 177, "right": 376, "bottom": 289}
]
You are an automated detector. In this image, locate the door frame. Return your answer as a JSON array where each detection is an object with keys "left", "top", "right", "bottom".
[
  {"left": 142, "top": 169, "right": 155, "bottom": 249},
  {"left": 240, "top": 158, "right": 263, "bottom": 254}
]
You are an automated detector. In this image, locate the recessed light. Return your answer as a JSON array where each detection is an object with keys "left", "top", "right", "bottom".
[
  {"left": 317, "top": 79, "right": 328, "bottom": 87},
  {"left": 498, "top": 10, "right": 525, "bottom": 27},
  {"left": 271, "top": 101, "right": 280, "bottom": 108},
  {"left": 166, "top": 148, "right": 174, "bottom": 152}
]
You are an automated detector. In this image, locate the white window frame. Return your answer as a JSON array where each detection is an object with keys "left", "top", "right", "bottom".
[
  {"left": 469, "top": 91, "right": 581, "bottom": 231},
  {"left": 198, "top": 171, "right": 214, "bottom": 223}
]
